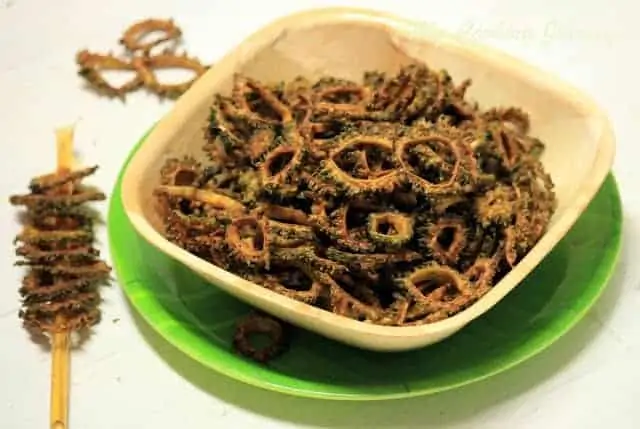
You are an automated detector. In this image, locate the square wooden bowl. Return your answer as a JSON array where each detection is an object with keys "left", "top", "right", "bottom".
[{"left": 120, "top": 7, "right": 615, "bottom": 351}]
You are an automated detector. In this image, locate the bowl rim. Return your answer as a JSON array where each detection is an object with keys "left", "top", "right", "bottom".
[{"left": 120, "top": 6, "right": 616, "bottom": 342}]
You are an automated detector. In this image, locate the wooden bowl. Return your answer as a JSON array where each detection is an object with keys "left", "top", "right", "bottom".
[{"left": 120, "top": 7, "right": 615, "bottom": 351}]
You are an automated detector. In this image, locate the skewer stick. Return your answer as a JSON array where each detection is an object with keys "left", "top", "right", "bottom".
[
  {"left": 50, "top": 125, "right": 76, "bottom": 429},
  {"left": 50, "top": 321, "right": 70, "bottom": 429}
]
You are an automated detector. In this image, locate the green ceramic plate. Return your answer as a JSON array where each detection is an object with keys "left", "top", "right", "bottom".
[{"left": 108, "top": 130, "right": 623, "bottom": 400}]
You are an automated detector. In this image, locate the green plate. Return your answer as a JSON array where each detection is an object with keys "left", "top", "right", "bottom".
[{"left": 108, "top": 130, "right": 623, "bottom": 400}]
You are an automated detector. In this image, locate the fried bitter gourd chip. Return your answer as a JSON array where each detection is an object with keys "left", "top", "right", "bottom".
[
  {"left": 10, "top": 161, "right": 111, "bottom": 336},
  {"left": 76, "top": 18, "right": 208, "bottom": 100},
  {"left": 152, "top": 60, "right": 557, "bottom": 332}
]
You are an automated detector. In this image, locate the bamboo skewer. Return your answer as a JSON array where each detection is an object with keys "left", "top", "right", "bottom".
[
  {"left": 50, "top": 126, "right": 76, "bottom": 429},
  {"left": 50, "top": 319, "right": 70, "bottom": 429},
  {"left": 9, "top": 125, "right": 110, "bottom": 429}
]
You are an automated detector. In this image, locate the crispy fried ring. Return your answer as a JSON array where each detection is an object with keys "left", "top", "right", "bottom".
[
  {"left": 133, "top": 52, "right": 208, "bottom": 99},
  {"left": 367, "top": 212, "right": 414, "bottom": 250},
  {"left": 259, "top": 145, "right": 304, "bottom": 191},
  {"left": 75, "top": 50, "right": 143, "bottom": 99},
  {"left": 320, "top": 137, "right": 399, "bottom": 196},
  {"left": 396, "top": 263, "right": 473, "bottom": 315},
  {"left": 395, "top": 135, "right": 463, "bottom": 196},
  {"left": 119, "top": 18, "right": 182, "bottom": 55},
  {"left": 423, "top": 217, "right": 467, "bottom": 265},
  {"left": 232, "top": 74, "right": 294, "bottom": 124},
  {"left": 159, "top": 156, "right": 201, "bottom": 186},
  {"left": 225, "top": 216, "right": 270, "bottom": 267},
  {"left": 232, "top": 312, "right": 288, "bottom": 363}
]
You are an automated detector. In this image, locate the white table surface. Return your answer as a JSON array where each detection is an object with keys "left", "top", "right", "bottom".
[{"left": 1, "top": 0, "right": 638, "bottom": 428}]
